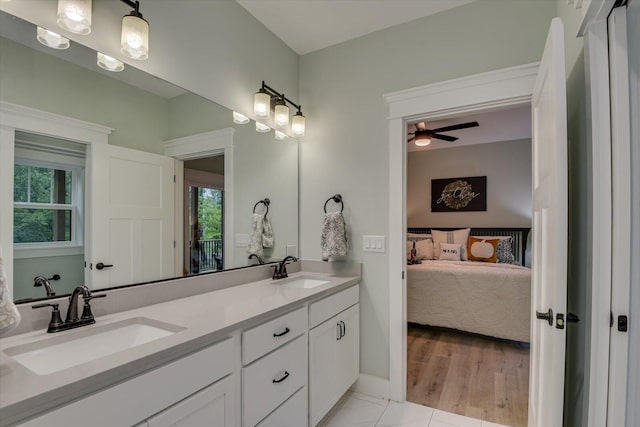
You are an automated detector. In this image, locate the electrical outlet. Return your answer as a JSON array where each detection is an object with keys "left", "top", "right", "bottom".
[{"left": 363, "top": 235, "right": 385, "bottom": 253}]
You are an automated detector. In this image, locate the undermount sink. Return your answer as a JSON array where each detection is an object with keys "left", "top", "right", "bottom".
[
  {"left": 275, "top": 275, "right": 331, "bottom": 289},
  {"left": 4, "top": 317, "right": 185, "bottom": 375}
]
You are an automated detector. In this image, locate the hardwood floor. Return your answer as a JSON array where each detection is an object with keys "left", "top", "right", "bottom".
[{"left": 407, "top": 324, "right": 530, "bottom": 427}]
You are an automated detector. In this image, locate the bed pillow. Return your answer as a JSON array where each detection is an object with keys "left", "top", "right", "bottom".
[
  {"left": 439, "top": 243, "right": 462, "bottom": 261},
  {"left": 431, "top": 228, "right": 471, "bottom": 260},
  {"left": 496, "top": 238, "right": 516, "bottom": 264},
  {"left": 415, "top": 238, "right": 434, "bottom": 260},
  {"left": 467, "top": 236, "right": 500, "bottom": 263}
]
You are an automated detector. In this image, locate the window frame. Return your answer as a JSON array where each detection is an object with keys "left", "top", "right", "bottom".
[{"left": 13, "top": 157, "right": 84, "bottom": 255}]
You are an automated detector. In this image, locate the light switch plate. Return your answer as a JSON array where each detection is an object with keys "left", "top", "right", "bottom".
[
  {"left": 363, "top": 235, "right": 385, "bottom": 253},
  {"left": 235, "top": 233, "right": 249, "bottom": 247}
]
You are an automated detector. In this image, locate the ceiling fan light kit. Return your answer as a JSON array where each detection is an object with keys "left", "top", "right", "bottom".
[{"left": 407, "top": 120, "right": 479, "bottom": 146}]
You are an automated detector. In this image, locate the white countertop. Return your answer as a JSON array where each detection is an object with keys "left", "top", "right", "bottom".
[{"left": 0, "top": 271, "right": 359, "bottom": 425}]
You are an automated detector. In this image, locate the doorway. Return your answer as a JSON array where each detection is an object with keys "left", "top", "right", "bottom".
[{"left": 183, "top": 156, "right": 224, "bottom": 275}]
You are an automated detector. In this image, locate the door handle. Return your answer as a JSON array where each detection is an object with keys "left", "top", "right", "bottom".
[
  {"left": 340, "top": 320, "right": 346, "bottom": 338},
  {"left": 536, "top": 308, "right": 553, "bottom": 326},
  {"left": 337, "top": 322, "right": 343, "bottom": 340},
  {"left": 95, "top": 262, "right": 113, "bottom": 270}
]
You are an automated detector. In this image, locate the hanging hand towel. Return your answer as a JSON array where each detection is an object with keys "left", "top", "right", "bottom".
[
  {"left": 262, "top": 216, "right": 274, "bottom": 249},
  {"left": 0, "top": 249, "right": 21, "bottom": 336},
  {"left": 321, "top": 212, "right": 348, "bottom": 261},
  {"left": 247, "top": 213, "right": 265, "bottom": 257}
]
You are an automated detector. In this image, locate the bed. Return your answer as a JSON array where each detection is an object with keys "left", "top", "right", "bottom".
[{"left": 407, "top": 227, "right": 531, "bottom": 343}]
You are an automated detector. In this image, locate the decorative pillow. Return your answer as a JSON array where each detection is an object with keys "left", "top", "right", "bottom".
[
  {"left": 496, "top": 237, "right": 516, "bottom": 264},
  {"left": 431, "top": 228, "right": 471, "bottom": 260},
  {"left": 415, "top": 238, "right": 434, "bottom": 260},
  {"left": 467, "top": 236, "right": 500, "bottom": 263},
  {"left": 439, "top": 243, "right": 462, "bottom": 261}
]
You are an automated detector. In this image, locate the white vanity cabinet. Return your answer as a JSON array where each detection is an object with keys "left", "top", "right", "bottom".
[{"left": 308, "top": 286, "right": 360, "bottom": 427}]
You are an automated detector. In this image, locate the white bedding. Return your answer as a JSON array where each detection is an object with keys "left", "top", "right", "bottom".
[{"left": 407, "top": 260, "right": 531, "bottom": 342}]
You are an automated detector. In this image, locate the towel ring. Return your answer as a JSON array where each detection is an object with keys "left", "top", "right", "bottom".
[
  {"left": 253, "top": 198, "right": 270, "bottom": 217},
  {"left": 323, "top": 194, "right": 343, "bottom": 213}
]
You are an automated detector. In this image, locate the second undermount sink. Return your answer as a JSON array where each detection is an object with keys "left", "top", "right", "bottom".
[
  {"left": 4, "top": 317, "right": 185, "bottom": 375},
  {"left": 275, "top": 275, "right": 331, "bottom": 289}
]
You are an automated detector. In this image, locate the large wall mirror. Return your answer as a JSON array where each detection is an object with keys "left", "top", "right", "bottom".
[{"left": 0, "top": 11, "right": 299, "bottom": 303}]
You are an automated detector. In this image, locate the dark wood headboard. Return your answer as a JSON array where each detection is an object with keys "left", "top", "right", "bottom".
[{"left": 407, "top": 227, "right": 531, "bottom": 266}]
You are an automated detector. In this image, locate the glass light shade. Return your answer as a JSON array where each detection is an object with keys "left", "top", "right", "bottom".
[
  {"left": 97, "top": 52, "right": 124, "bottom": 72},
  {"left": 232, "top": 111, "right": 250, "bottom": 124},
  {"left": 291, "top": 112, "right": 306, "bottom": 137},
  {"left": 414, "top": 134, "right": 431, "bottom": 146},
  {"left": 255, "top": 122, "right": 271, "bottom": 133},
  {"left": 57, "top": 0, "right": 92, "bottom": 35},
  {"left": 275, "top": 130, "right": 289, "bottom": 140},
  {"left": 121, "top": 15, "right": 149, "bottom": 60},
  {"left": 254, "top": 91, "right": 271, "bottom": 117},
  {"left": 274, "top": 102, "right": 290, "bottom": 128},
  {"left": 37, "top": 27, "right": 70, "bottom": 50}
]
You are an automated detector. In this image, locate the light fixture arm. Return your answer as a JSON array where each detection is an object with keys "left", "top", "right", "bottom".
[
  {"left": 260, "top": 81, "right": 302, "bottom": 113},
  {"left": 120, "top": 0, "right": 143, "bottom": 17}
]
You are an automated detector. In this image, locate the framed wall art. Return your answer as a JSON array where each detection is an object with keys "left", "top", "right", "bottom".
[{"left": 431, "top": 176, "right": 487, "bottom": 212}]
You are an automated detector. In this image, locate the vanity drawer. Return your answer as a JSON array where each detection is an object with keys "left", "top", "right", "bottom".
[
  {"left": 242, "top": 306, "right": 307, "bottom": 364},
  {"left": 255, "top": 386, "right": 307, "bottom": 427},
  {"left": 309, "top": 284, "right": 359, "bottom": 328},
  {"left": 242, "top": 334, "right": 307, "bottom": 427}
]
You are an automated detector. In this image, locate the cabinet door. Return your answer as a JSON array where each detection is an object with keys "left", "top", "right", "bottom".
[
  {"left": 335, "top": 304, "right": 360, "bottom": 394},
  {"left": 309, "top": 314, "right": 342, "bottom": 426},
  {"left": 146, "top": 375, "right": 235, "bottom": 427}
]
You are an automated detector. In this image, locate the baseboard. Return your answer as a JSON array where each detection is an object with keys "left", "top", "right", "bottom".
[{"left": 349, "top": 373, "right": 390, "bottom": 400}]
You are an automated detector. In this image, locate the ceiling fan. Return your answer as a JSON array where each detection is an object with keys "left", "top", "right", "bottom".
[{"left": 407, "top": 121, "right": 479, "bottom": 146}]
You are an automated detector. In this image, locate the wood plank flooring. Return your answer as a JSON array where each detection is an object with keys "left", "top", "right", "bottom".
[{"left": 407, "top": 324, "right": 530, "bottom": 426}]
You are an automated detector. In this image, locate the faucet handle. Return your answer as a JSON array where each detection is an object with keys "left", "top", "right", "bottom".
[
  {"left": 32, "top": 303, "right": 64, "bottom": 331},
  {"left": 81, "top": 294, "right": 106, "bottom": 320},
  {"left": 84, "top": 293, "right": 106, "bottom": 302}
]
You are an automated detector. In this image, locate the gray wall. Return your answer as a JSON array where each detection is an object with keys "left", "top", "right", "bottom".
[
  {"left": 298, "top": 0, "right": 557, "bottom": 379},
  {"left": 407, "top": 140, "right": 532, "bottom": 228},
  {"left": 13, "top": 255, "right": 84, "bottom": 301}
]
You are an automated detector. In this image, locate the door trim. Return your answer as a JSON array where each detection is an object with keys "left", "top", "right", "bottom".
[{"left": 383, "top": 62, "right": 539, "bottom": 401}]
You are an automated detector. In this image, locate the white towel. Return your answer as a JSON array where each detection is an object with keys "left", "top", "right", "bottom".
[
  {"left": 262, "top": 216, "right": 274, "bottom": 249},
  {"left": 321, "top": 212, "right": 348, "bottom": 261},
  {"left": 0, "top": 250, "right": 21, "bottom": 336},
  {"left": 247, "top": 213, "right": 265, "bottom": 257}
]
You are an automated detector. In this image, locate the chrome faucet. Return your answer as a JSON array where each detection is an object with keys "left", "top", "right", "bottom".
[
  {"left": 33, "top": 275, "right": 59, "bottom": 297},
  {"left": 248, "top": 253, "right": 265, "bottom": 265},
  {"left": 272, "top": 256, "right": 298, "bottom": 280},
  {"left": 33, "top": 285, "right": 106, "bottom": 333}
]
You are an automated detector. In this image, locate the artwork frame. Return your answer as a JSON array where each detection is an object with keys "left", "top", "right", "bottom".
[{"left": 431, "top": 176, "right": 487, "bottom": 212}]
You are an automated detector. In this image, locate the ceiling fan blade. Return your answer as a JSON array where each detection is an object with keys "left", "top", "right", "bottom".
[
  {"left": 432, "top": 133, "right": 458, "bottom": 142},
  {"left": 407, "top": 136, "right": 416, "bottom": 143},
  {"left": 430, "top": 121, "right": 479, "bottom": 133},
  {"left": 415, "top": 122, "right": 427, "bottom": 130}
]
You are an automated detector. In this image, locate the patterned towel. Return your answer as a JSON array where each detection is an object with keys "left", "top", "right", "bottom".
[
  {"left": 0, "top": 251, "right": 21, "bottom": 336},
  {"left": 321, "top": 212, "right": 348, "bottom": 261},
  {"left": 247, "top": 213, "right": 265, "bottom": 257},
  {"left": 262, "top": 216, "right": 274, "bottom": 249}
]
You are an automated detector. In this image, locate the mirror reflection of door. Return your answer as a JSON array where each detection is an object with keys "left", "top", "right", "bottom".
[{"left": 183, "top": 156, "right": 224, "bottom": 275}]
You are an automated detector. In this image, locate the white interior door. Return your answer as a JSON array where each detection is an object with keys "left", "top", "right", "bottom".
[
  {"left": 528, "top": 17, "right": 568, "bottom": 427},
  {"left": 87, "top": 143, "right": 175, "bottom": 289}
]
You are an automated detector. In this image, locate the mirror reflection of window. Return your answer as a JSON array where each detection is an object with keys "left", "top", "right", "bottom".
[{"left": 12, "top": 133, "right": 86, "bottom": 302}]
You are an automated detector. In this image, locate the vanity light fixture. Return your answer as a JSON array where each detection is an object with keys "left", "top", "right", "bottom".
[
  {"left": 275, "top": 130, "right": 288, "bottom": 140},
  {"left": 253, "top": 81, "right": 306, "bottom": 137},
  {"left": 414, "top": 132, "right": 431, "bottom": 147},
  {"left": 120, "top": 0, "right": 149, "bottom": 60},
  {"left": 97, "top": 52, "right": 125, "bottom": 72},
  {"left": 57, "top": 0, "right": 92, "bottom": 35},
  {"left": 36, "top": 27, "right": 70, "bottom": 50},
  {"left": 233, "top": 111, "right": 250, "bottom": 124},
  {"left": 255, "top": 122, "right": 271, "bottom": 133}
]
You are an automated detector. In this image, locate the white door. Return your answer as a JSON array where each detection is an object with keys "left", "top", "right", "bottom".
[
  {"left": 528, "top": 18, "right": 568, "bottom": 427},
  {"left": 87, "top": 143, "right": 175, "bottom": 289}
]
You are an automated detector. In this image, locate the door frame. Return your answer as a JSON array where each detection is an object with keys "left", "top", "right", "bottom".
[
  {"left": 384, "top": 63, "right": 539, "bottom": 401},
  {"left": 0, "top": 101, "right": 112, "bottom": 296}
]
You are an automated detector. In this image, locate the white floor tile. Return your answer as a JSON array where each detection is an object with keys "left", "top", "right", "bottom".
[
  {"left": 320, "top": 395, "right": 387, "bottom": 427},
  {"left": 481, "top": 422, "right": 511, "bottom": 427},
  {"left": 376, "top": 401, "right": 434, "bottom": 426},
  {"left": 430, "top": 410, "right": 482, "bottom": 427},
  {"left": 349, "top": 391, "right": 390, "bottom": 407}
]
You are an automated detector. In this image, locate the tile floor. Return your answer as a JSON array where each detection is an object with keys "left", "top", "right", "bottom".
[{"left": 319, "top": 392, "right": 511, "bottom": 427}]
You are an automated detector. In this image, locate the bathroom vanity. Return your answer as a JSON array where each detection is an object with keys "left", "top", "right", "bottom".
[{"left": 0, "top": 263, "right": 361, "bottom": 427}]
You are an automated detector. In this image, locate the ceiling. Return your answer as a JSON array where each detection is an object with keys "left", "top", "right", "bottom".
[
  {"left": 235, "top": 0, "right": 475, "bottom": 55},
  {"left": 407, "top": 106, "right": 532, "bottom": 152}
]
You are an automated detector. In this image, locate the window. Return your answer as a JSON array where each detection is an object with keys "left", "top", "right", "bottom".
[{"left": 13, "top": 159, "right": 83, "bottom": 248}]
